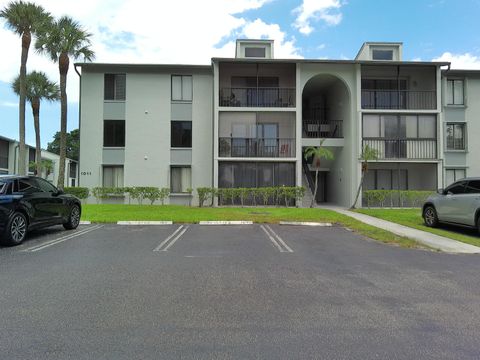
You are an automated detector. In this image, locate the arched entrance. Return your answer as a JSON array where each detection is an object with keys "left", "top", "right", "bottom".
[{"left": 302, "top": 74, "right": 351, "bottom": 205}]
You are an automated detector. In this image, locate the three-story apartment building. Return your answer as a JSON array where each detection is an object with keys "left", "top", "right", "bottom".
[{"left": 77, "top": 39, "right": 476, "bottom": 207}]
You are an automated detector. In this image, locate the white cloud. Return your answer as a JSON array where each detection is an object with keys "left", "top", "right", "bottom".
[
  {"left": 432, "top": 52, "right": 480, "bottom": 69},
  {"left": 0, "top": 0, "right": 299, "bottom": 105},
  {"left": 293, "top": 0, "right": 343, "bottom": 35},
  {"left": 0, "top": 101, "right": 18, "bottom": 108}
]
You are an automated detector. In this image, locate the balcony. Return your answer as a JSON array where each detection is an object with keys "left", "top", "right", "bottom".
[
  {"left": 220, "top": 87, "right": 295, "bottom": 108},
  {"left": 362, "top": 138, "right": 437, "bottom": 160},
  {"left": 219, "top": 62, "right": 296, "bottom": 108},
  {"left": 361, "top": 65, "right": 437, "bottom": 110},
  {"left": 219, "top": 138, "right": 295, "bottom": 158},
  {"left": 361, "top": 90, "right": 436, "bottom": 110},
  {"left": 303, "top": 119, "right": 343, "bottom": 138}
]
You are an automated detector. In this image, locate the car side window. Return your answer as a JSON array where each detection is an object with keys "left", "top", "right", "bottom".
[
  {"left": 16, "top": 179, "right": 39, "bottom": 194},
  {"left": 466, "top": 180, "right": 480, "bottom": 194},
  {"left": 33, "top": 178, "right": 58, "bottom": 193},
  {"left": 446, "top": 181, "right": 467, "bottom": 195}
]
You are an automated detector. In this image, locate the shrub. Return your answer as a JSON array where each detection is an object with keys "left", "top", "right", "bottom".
[
  {"left": 64, "top": 187, "right": 89, "bottom": 200},
  {"left": 363, "top": 190, "right": 435, "bottom": 208},
  {"left": 92, "top": 187, "right": 125, "bottom": 203},
  {"left": 197, "top": 187, "right": 211, "bottom": 207},
  {"left": 158, "top": 187, "right": 170, "bottom": 205}
]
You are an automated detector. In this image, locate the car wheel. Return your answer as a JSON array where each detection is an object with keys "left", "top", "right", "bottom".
[
  {"left": 63, "top": 204, "right": 81, "bottom": 230},
  {"left": 423, "top": 205, "right": 439, "bottom": 228},
  {"left": 1, "top": 212, "right": 28, "bottom": 246}
]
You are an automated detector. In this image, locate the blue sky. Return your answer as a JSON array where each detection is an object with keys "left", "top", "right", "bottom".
[{"left": 1, "top": 0, "right": 479, "bottom": 148}]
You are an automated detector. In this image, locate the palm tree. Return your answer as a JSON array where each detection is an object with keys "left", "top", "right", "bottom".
[
  {"left": 35, "top": 16, "right": 94, "bottom": 189},
  {"left": 351, "top": 144, "right": 379, "bottom": 209},
  {"left": 12, "top": 71, "right": 59, "bottom": 176},
  {"left": 0, "top": 1, "right": 50, "bottom": 175},
  {"left": 304, "top": 139, "right": 334, "bottom": 208}
]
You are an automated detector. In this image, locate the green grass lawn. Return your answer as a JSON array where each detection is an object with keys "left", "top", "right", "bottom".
[
  {"left": 81, "top": 204, "right": 420, "bottom": 249},
  {"left": 356, "top": 208, "right": 480, "bottom": 247}
]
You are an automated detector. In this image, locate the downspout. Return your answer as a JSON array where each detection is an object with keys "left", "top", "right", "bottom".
[{"left": 74, "top": 64, "right": 82, "bottom": 187}]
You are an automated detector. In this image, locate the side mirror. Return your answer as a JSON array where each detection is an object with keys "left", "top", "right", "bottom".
[
  {"left": 437, "top": 188, "right": 444, "bottom": 195},
  {"left": 55, "top": 189, "right": 64, "bottom": 196}
]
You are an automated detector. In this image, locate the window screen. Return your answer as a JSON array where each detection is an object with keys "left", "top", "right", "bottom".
[
  {"left": 171, "top": 121, "right": 192, "bottom": 148},
  {"left": 446, "top": 79, "right": 464, "bottom": 105},
  {"left": 245, "top": 47, "right": 266, "bottom": 58},
  {"left": 104, "top": 120, "right": 125, "bottom": 147},
  {"left": 104, "top": 74, "right": 126, "bottom": 101},
  {"left": 170, "top": 167, "right": 191, "bottom": 193},
  {"left": 372, "top": 49, "right": 393, "bottom": 60},
  {"left": 171, "top": 75, "right": 192, "bottom": 101},
  {"left": 103, "top": 166, "right": 124, "bottom": 187}
]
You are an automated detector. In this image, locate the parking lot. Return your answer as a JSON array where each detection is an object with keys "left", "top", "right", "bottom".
[{"left": 1, "top": 224, "right": 480, "bottom": 359}]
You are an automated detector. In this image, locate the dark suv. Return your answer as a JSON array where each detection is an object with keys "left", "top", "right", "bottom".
[{"left": 0, "top": 175, "right": 81, "bottom": 246}]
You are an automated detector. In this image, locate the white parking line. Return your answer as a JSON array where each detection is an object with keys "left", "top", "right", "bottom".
[
  {"left": 260, "top": 225, "right": 293, "bottom": 253},
  {"left": 22, "top": 225, "right": 104, "bottom": 252},
  {"left": 153, "top": 225, "right": 189, "bottom": 252}
]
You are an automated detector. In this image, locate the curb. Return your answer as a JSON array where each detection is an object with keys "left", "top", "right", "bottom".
[
  {"left": 199, "top": 221, "right": 253, "bottom": 225},
  {"left": 279, "top": 221, "right": 333, "bottom": 226},
  {"left": 117, "top": 221, "right": 173, "bottom": 225}
]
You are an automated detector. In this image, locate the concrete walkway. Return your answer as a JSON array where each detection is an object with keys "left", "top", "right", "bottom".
[{"left": 320, "top": 205, "right": 480, "bottom": 254}]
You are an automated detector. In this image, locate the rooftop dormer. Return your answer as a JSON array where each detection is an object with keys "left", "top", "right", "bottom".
[
  {"left": 235, "top": 39, "right": 274, "bottom": 59},
  {"left": 355, "top": 42, "right": 403, "bottom": 61}
]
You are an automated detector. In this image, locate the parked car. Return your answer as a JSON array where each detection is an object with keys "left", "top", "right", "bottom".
[
  {"left": 0, "top": 175, "right": 81, "bottom": 246},
  {"left": 422, "top": 178, "right": 480, "bottom": 234}
]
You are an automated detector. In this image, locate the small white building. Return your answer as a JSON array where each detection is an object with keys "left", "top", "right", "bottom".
[{"left": 0, "top": 134, "right": 78, "bottom": 187}]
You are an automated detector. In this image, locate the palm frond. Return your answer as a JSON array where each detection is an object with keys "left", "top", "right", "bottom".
[{"left": 0, "top": 1, "right": 50, "bottom": 36}]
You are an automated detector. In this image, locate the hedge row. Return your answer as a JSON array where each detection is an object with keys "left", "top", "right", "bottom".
[
  {"left": 197, "top": 186, "right": 305, "bottom": 207},
  {"left": 363, "top": 190, "right": 435, "bottom": 208},
  {"left": 64, "top": 186, "right": 305, "bottom": 207}
]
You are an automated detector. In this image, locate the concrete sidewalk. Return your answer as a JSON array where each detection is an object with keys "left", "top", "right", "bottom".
[{"left": 322, "top": 206, "right": 480, "bottom": 254}]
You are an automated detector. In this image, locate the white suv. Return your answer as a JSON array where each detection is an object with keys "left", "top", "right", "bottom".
[{"left": 423, "top": 178, "right": 480, "bottom": 234}]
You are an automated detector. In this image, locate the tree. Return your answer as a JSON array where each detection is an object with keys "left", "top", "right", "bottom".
[
  {"left": 35, "top": 16, "right": 94, "bottom": 188},
  {"left": 0, "top": 1, "right": 51, "bottom": 175},
  {"left": 304, "top": 139, "right": 334, "bottom": 208},
  {"left": 47, "top": 129, "right": 79, "bottom": 161},
  {"left": 351, "top": 144, "right": 379, "bottom": 209},
  {"left": 12, "top": 71, "right": 59, "bottom": 175}
]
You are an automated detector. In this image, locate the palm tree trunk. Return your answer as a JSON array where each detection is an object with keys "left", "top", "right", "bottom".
[
  {"left": 32, "top": 99, "right": 41, "bottom": 176},
  {"left": 352, "top": 170, "right": 366, "bottom": 209},
  {"left": 18, "top": 31, "right": 31, "bottom": 176},
  {"left": 57, "top": 52, "right": 69, "bottom": 189},
  {"left": 311, "top": 170, "right": 318, "bottom": 208}
]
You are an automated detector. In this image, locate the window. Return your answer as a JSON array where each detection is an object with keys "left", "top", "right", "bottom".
[
  {"left": 34, "top": 177, "right": 57, "bottom": 193},
  {"left": 364, "top": 169, "right": 408, "bottom": 190},
  {"left": 245, "top": 47, "right": 266, "bottom": 58},
  {"left": 0, "top": 180, "right": 5, "bottom": 193},
  {"left": 170, "top": 167, "right": 191, "bottom": 193},
  {"left": 218, "top": 162, "right": 295, "bottom": 188},
  {"left": 171, "top": 75, "right": 192, "bottom": 101},
  {"left": 372, "top": 49, "right": 393, "bottom": 60},
  {"left": 15, "top": 178, "right": 38, "bottom": 194},
  {"left": 69, "top": 162, "right": 77, "bottom": 178},
  {"left": 28, "top": 147, "right": 36, "bottom": 173},
  {"left": 0, "top": 139, "right": 8, "bottom": 170},
  {"left": 104, "top": 74, "right": 126, "bottom": 101},
  {"left": 103, "top": 166, "right": 124, "bottom": 187},
  {"left": 446, "top": 169, "right": 466, "bottom": 185},
  {"left": 466, "top": 180, "right": 480, "bottom": 194},
  {"left": 104, "top": 120, "right": 125, "bottom": 147},
  {"left": 446, "top": 181, "right": 466, "bottom": 195},
  {"left": 446, "top": 123, "right": 466, "bottom": 150},
  {"left": 171, "top": 121, "right": 192, "bottom": 148},
  {"left": 446, "top": 79, "right": 464, "bottom": 105}
]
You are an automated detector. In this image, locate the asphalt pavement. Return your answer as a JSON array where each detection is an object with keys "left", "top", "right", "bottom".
[{"left": 1, "top": 224, "right": 479, "bottom": 359}]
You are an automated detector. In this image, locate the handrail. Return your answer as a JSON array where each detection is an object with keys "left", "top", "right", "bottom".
[{"left": 219, "top": 137, "right": 295, "bottom": 158}]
